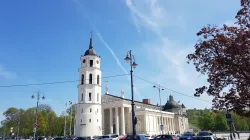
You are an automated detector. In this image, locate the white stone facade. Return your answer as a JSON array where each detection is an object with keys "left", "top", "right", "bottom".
[
  {"left": 75, "top": 38, "right": 102, "bottom": 137},
  {"left": 74, "top": 36, "right": 188, "bottom": 137},
  {"left": 101, "top": 94, "right": 189, "bottom": 136}
]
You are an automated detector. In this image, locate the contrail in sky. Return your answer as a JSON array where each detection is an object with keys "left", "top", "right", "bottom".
[{"left": 71, "top": 0, "right": 142, "bottom": 99}]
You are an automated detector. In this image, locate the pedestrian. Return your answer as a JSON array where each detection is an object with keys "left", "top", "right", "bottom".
[{"left": 233, "top": 133, "right": 236, "bottom": 139}]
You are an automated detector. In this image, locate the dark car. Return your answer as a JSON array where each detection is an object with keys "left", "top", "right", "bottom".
[
  {"left": 154, "top": 135, "right": 176, "bottom": 140},
  {"left": 179, "top": 133, "right": 195, "bottom": 140},
  {"left": 125, "top": 134, "right": 147, "bottom": 140},
  {"left": 197, "top": 132, "right": 213, "bottom": 137}
]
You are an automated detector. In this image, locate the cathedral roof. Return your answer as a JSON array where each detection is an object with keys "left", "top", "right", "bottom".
[
  {"left": 182, "top": 103, "right": 186, "bottom": 108},
  {"left": 84, "top": 35, "right": 97, "bottom": 56},
  {"left": 163, "top": 95, "right": 181, "bottom": 111},
  {"left": 104, "top": 94, "right": 161, "bottom": 108}
]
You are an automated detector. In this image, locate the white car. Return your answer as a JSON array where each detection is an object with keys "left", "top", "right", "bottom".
[
  {"left": 192, "top": 136, "right": 216, "bottom": 140},
  {"left": 144, "top": 135, "right": 154, "bottom": 140},
  {"left": 98, "top": 134, "right": 119, "bottom": 140}
]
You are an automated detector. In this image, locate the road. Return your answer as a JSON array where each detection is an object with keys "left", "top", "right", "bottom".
[{"left": 214, "top": 133, "right": 249, "bottom": 140}]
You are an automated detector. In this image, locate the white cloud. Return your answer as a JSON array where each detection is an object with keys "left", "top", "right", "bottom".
[
  {"left": 0, "top": 64, "right": 16, "bottom": 79},
  {"left": 125, "top": 0, "right": 212, "bottom": 104},
  {"left": 219, "top": 20, "right": 238, "bottom": 27}
]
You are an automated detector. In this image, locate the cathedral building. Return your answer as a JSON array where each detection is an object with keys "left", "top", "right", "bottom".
[{"left": 74, "top": 36, "right": 189, "bottom": 137}]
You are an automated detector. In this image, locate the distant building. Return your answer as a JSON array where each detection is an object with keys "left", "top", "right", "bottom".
[{"left": 74, "top": 35, "right": 189, "bottom": 137}]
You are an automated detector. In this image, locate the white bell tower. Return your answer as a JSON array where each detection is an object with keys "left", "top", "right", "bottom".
[{"left": 75, "top": 34, "right": 102, "bottom": 137}]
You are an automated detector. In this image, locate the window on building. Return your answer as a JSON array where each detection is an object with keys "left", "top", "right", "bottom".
[
  {"left": 97, "top": 93, "right": 99, "bottom": 102},
  {"left": 90, "top": 60, "right": 93, "bottom": 67},
  {"left": 81, "top": 109, "right": 83, "bottom": 113},
  {"left": 89, "top": 93, "right": 91, "bottom": 101},
  {"left": 97, "top": 109, "right": 98, "bottom": 113},
  {"left": 89, "top": 119, "right": 91, "bottom": 123},
  {"left": 81, "top": 74, "right": 84, "bottom": 85},
  {"left": 97, "top": 119, "right": 98, "bottom": 122},
  {"left": 90, "top": 108, "right": 92, "bottom": 112},
  {"left": 97, "top": 75, "right": 100, "bottom": 84},
  {"left": 89, "top": 74, "right": 92, "bottom": 84},
  {"left": 81, "top": 119, "right": 82, "bottom": 123},
  {"left": 81, "top": 93, "right": 83, "bottom": 101}
]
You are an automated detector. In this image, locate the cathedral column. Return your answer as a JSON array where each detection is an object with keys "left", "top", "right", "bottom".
[
  {"left": 115, "top": 107, "right": 119, "bottom": 135},
  {"left": 172, "top": 118, "right": 175, "bottom": 133},
  {"left": 169, "top": 118, "right": 171, "bottom": 134},
  {"left": 121, "top": 106, "right": 125, "bottom": 135},
  {"left": 102, "top": 109, "right": 105, "bottom": 134},
  {"left": 163, "top": 117, "right": 166, "bottom": 133},
  {"left": 109, "top": 108, "right": 113, "bottom": 134}
]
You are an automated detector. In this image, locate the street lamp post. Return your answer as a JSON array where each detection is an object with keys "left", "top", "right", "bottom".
[
  {"left": 69, "top": 101, "right": 73, "bottom": 137},
  {"left": 64, "top": 102, "right": 68, "bottom": 137},
  {"left": 153, "top": 85, "right": 164, "bottom": 134},
  {"left": 31, "top": 91, "right": 45, "bottom": 140},
  {"left": 124, "top": 50, "right": 138, "bottom": 140},
  {"left": 17, "top": 109, "right": 21, "bottom": 140}
]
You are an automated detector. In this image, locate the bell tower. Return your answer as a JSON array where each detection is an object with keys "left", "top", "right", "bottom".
[{"left": 75, "top": 34, "right": 102, "bottom": 137}]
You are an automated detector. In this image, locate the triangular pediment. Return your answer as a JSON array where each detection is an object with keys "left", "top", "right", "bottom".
[{"left": 102, "top": 94, "right": 121, "bottom": 103}]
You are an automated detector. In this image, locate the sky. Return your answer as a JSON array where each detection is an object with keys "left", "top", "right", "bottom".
[{"left": 0, "top": 0, "right": 241, "bottom": 121}]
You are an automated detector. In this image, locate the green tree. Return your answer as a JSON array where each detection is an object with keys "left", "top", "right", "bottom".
[
  {"left": 214, "top": 114, "right": 229, "bottom": 131},
  {"left": 37, "top": 112, "right": 46, "bottom": 136},
  {"left": 240, "top": 119, "right": 249, "bottom": 130},
  {"left": 197, "top": 114, "right": 214, "bottom": 130}
]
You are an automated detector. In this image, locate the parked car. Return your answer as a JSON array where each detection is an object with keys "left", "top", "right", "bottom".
[
  {"left": 98, "top": 134, "right": 119, "bottom": 140},
  {"left": 191, "top": 136, "right": 216, "bottom": 140},
  {"left": 125, "top": 134, "right": 147, "bottom": 140},
  {"left": 179, "top": 132, "right": 195, "bottom": 140},
  {"left": 119, "top": 135, "right": 126, "bottom": 140},
  {"left": 98, "top": 136, "right": 110, "bottom": 140},
  {"left": 145, "top": 135, "right": 154, "bottom": 140},
  {"left": 154, "top": 134, "right": 177, "bottom": 140},
  {"left": 197, "top": 132, "right": 213, "bottom": 137}
]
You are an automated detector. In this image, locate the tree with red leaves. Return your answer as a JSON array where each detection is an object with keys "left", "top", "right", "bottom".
[{"left": 187, "top": 0, "right": 250, "bottom": 115}]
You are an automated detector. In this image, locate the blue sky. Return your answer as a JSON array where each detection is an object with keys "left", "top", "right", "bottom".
[{"left": 0, "top": 0, "right": 241, "bottom": 121}]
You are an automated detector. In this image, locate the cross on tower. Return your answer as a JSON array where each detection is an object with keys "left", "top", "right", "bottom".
[{"left": 105, "top": 81, "right": 109, "bottom": 94}]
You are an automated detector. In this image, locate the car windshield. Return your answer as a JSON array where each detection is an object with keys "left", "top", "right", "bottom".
[
  {"left": 198, "top": 132, "right": 210, "bottom": 136},
  {"left": 138, "top": 135, "right": 146, "bottom": 138},
  {"left": 102, "top": 136, "right": 109, "bottom": 138},
  {"left": 183, "top": 133, "right": 193, "bottom": 136},
  {"left": 193, "top": 137, "right": 212, "bottom": 140},
  {"left": 111, "top": 135, "right": 118, "bottom": 138}
]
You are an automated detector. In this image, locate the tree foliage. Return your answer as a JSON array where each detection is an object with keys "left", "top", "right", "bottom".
[
  {"left": 187, "top": 109, "right": 249, "bottom": 131},
  {"left": 0, "top": 104, "right": 75, "bottom": 137},
  {"left": 187, "top": 0, "right": 250, "bottom": 115}
]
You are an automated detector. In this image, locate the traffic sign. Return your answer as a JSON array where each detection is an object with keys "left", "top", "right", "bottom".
[
  {"left": 160, "top": 124, "right": 164, "bottom": 131},
  {"left": 226, "top": 113, "right": 231, "bottom": 119},
  {"left": 33, "top": 123, "right": 37, "bottom": 128},
  {"left": 227, "top": 118, "right": 232, "bottom": 124}
]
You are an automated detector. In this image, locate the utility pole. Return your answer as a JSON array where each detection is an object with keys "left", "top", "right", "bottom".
[
  {"left": 31, "top": 91, "right": 45, "bottom": 140},
  {"left": 69, "top": 101, "right": 73, "bottom": 137},
  {"left": 64, "top": 102, "right": 68, "bottom": 137},
  {"left": 153, "top": 85, "right": 164, "bottom": 134},
  {"left": 226, "top": 107, "right": 233, "bottom": 140},
  {"left": 17, "top": 109, "right": 21, "bottom": 140}
]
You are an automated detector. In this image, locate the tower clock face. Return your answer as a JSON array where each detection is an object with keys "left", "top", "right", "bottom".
[
  {"left": 83, "top": 59, "right": 86, "bottom": 63},
  {"left": 96, "top": 60, "right": 99, "bottom": 64}
]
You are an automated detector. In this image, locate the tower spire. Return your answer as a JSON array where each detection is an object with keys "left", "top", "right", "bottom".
[{"left": 89, "top": 31, "right": 93, "bottom": 49}]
